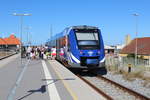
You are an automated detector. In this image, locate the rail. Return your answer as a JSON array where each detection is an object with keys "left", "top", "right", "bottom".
[
  {"left": 96, "top": 74, "right": 150, "bottom": 100},
  {"left": 77, "top": 75, "right": 113, "bottom": 100}
]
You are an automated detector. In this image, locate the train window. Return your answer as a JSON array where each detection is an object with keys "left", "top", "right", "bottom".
[
  {"left": 75, "top": 31, "right": 100, "bottom": 50},
  {"left": 76, "top": 32, "right": 98, "bottom": 40},
  {"left": 67, "top": 35, "right": 70, "bottom": 51},
  {"left": 78, "top": 41, "right": 99, "bottom": 50}
]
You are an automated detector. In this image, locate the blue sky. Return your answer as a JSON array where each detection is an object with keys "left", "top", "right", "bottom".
[{"left": 0, "top": 0, "right": 150, "bottom": 45}]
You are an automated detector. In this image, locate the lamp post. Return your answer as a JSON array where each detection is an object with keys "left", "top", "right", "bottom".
[
  {"left": 25, "top": 26, "right": 31, "bottom": 46},
  {"left": 13, "top": 13, "right": 31, "bottom": 66},
  {"left": 132, "top": 13, "right": 139, "bottom": 66}
]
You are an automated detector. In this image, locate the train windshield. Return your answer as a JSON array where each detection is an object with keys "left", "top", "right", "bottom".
[{"left": 75, "top": 30, "right": 100, "bottom": 50}]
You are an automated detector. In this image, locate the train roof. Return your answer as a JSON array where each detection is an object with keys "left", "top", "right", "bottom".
[
  {"left": 71, "top": 25, "right": 98, "bottom": 29},
  {"left": 47, "top": 25, "right": 99, "bottom": 41}
]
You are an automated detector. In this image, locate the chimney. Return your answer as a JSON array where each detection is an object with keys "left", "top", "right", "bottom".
[{"left": 125, "top": 34, "right": 131, "bottom": 45}]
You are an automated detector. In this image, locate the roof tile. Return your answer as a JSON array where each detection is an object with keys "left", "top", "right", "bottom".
[
  {"left": 120, "top": 37, "right": 150, "bottom": 55},
  {"left": 0, "top": 34, "right": 20, "bottom": 45}
]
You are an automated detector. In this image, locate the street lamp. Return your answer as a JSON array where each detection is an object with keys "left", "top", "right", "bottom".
[
  {"left": 13, "top": 13, "right": 31, "bottom": 66},
  {"left": 132, "top": 13, "right": 139, "bottom": 66}
]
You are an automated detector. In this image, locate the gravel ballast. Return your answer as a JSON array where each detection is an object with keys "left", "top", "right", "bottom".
[{"left": 103, "top": 72, "right": 150, "bottom": 98}]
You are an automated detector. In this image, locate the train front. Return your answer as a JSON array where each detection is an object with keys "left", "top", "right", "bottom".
[{"left": 69, "top": 26, "right": 105, "bottom": 70}]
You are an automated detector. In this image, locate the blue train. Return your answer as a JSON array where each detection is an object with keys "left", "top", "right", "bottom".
[{"left": 46, "top": 25, "right": 106, "bottom": 72}]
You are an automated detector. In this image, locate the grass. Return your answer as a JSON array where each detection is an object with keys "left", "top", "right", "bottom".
[{"left": 122, "top": 70, "right": 143, "bottom": 81}]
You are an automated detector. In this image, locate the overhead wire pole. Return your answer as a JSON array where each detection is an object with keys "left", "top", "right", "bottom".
[
  {"left": 50, "top": 25, "right": 52, "bottom": 42},
  {"left": 25, "top": 26, "right": 29, "bottom": 46},
  {"left": 50, "top": 25, "right": 52, "bottom": 39},
  {"left": 25, "top": 26, "right": 31, "bottom": 46},
  {"left": 132, "top": 13, "right": 139, "bottom": 66},
  {"left": 48, "top": 25, "right": 53, "bottom": 46},
  {"left": 12, "top": 13, "right": 31, "bottom": 67},
  {"left": 29, "top": 32, "right": 32, "bottom": 46}
]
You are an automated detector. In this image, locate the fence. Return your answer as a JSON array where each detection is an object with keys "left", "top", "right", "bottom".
[{"left": 105, "top": 55, "right": 150, "bottom": 71}]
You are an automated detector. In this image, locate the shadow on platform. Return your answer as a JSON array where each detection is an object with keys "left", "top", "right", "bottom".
[
  {"left": 42, "top": 78, "right": 76, "bottom": 86},
  {"left": 17, "top": 78, "right": 75, "bottom": 100},
  {"left": 17, "top": 85, "right": 46, "bottom": 100}
]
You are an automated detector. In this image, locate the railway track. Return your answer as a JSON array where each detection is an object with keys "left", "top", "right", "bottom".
[
  {"left": 0, "top": 52, "right": 17, "bottom": 60},
  {"left": 57, "top": 60, "right": 149, "bottom": 100},
  {"left": 77, "top": 73, "right": 149, "bottom": 100}
]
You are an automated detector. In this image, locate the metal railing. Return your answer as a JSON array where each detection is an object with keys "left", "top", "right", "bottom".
[{"left": 105, "top": 55, "right": 150, "bottom": 71}]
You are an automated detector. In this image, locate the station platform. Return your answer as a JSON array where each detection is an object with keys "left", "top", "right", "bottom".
[{"left": 0, "top": 54, "right": 106, "bottom": 100}]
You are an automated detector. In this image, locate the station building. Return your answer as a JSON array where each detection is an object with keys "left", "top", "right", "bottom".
[
  {"left": 120, "top": 37, "right": 150, "bottom": 65},
  {"left": 0, "top": 34, "right": 20, "bottom": 51},
  {"left": 105, "top": 44, "right": 125, "bottom": 57},
  {"left": 0, "top": 38, "right": 7, "bottom": 49}
]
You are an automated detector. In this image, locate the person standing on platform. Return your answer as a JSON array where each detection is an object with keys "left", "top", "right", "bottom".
[
  {"left": 26, "top": 46, "right": 32, "bottom": 59},
  {"left": 51, "top": 46, "right": 56, "bottom": 60}
]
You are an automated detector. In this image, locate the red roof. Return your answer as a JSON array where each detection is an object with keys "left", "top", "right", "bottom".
[
  {"left": 0, "top": 38, "right": 7, "bottom": 45},
  {"left": 120, "top": 37, "right": 150, "bottom": 55},
  {"left": 0, "top": 34, "right": 21, "bottom": 45}
]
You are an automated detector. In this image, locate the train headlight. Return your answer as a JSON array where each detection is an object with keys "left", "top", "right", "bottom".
[
  {"left": 80, "top": 51, "right": 83, "bottom": 54},
  {"left": 98, "top": 51, "right": 100, "bottom": 55},
  {"left": 88, "top": 51, "right": 93, "bottom": 56}
]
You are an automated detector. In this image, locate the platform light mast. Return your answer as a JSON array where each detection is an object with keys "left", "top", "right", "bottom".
[
  {"left": 12, "top": 13, "right": 31, "bottom": 66},
  {"left": 132, "top": 13, "right": 139, "bottom": 66}
]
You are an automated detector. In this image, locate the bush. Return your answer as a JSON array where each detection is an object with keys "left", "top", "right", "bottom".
[{"left": 127, "top": 54, "right": 135, "bottom": 58}]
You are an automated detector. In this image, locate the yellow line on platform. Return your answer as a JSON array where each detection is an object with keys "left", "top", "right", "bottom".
[{"left": 48, "top": 60, "right": 78, "bottom": 100}]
